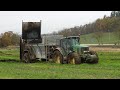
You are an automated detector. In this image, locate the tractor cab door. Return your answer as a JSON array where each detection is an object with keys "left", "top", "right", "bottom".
[{"left": 60, "top": 38, "right": 72, "bottom": 55}]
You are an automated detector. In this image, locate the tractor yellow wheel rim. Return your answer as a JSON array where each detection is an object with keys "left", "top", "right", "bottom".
[
  {"left": 70, "top": 58, "right": 75, "bottom": 64},
  {"left": 56, "top": 56, "right": 61, "bottom": 64}
]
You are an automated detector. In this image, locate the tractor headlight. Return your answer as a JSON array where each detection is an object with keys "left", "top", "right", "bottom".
[{"left": 81, "top": 47, "right": 89, "bottom": 54}]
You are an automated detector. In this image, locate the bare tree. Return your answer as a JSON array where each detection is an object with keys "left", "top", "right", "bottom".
[
  {"left": 93, "top": 31, "right": 103, "bottom": 45},
  {"left": 114, "top": 27, "right": 120, "bottom": 45}
]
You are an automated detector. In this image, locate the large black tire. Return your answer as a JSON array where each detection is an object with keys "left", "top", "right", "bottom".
[
  {"left": 22, "top": 53, "right": 31, "bottom": 63},
  {"left": 67, "top": 52, "right": 81, "bottom": 64},
  {"left": 53, "top": 50, "right": 63, "bottom": 64}
]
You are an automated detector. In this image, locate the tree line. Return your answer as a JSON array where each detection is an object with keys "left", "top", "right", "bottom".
[
  {"left": 0, "top": 31, "right": 20, "bottom": 47},
  {"left": 51, "top": 11, "right": 120, "bottom": 45},
  {"left": 53, "top": 11, "right": 120, "bottom": 36}
]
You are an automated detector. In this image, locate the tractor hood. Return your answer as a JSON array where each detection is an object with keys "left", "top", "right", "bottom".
[
  {"left": 72, "top": 44, "right": 89, "bottom": 54},
  {"left": 73, "top": 44, "right": 89, "bottom": 49}
]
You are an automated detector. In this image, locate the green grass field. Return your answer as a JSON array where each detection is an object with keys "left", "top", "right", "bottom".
[{"left": 0, "top": 48, "right": 120, "bottom": 79}]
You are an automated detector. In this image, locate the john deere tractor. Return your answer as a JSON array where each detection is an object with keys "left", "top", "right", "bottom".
[{"left": 52, "top": 36, "right": 99, "bottom": 64}]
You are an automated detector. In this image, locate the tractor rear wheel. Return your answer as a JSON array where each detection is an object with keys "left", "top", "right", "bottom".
[
  {"left": 67, "top": 52, "right": 81, "bottom": 64},
  {"left": 23, "top": 53, "right": 31, "bottom": 63},
  {"left": 53, "top": 50, "right": 63, "bottom": 64}
]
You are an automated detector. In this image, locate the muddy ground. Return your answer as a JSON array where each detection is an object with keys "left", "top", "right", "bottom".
[{"left": 89, "top": 45, "right": 120, "bottom": 52}]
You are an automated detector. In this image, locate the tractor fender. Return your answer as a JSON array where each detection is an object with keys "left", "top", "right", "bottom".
[
  {"left": 67, "top": 51, "right": 75, "bottom": 56},
  {"left": 53, "top": 47, "right": 63, "bottom": 56}
]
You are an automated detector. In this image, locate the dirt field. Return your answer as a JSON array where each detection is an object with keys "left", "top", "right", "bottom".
[{"left": 89, "top": 46, "right": 120, "bottom": 52}]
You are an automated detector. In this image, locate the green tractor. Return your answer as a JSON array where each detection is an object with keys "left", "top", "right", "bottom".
[{"left": 52, "top": 36, "right": 99, "bottom": 64}]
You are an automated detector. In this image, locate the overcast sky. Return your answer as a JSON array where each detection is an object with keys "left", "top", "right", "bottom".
[{"left": 0, "top": 11, "right": 111, "bottom": 34}]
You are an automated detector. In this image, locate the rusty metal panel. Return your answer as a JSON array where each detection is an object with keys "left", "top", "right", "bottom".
[
  {"left": 42, "top": 35, "right": 63, "bottom": 45},
  {"left": 22, "top": 22, "right": 41, "bottom": 39}
]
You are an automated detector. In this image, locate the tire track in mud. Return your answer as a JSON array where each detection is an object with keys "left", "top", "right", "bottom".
[{"left": 0, "top": 59, "right": 20, "bottom": 62}]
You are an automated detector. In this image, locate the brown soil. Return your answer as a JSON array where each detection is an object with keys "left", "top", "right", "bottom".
[{"left": 89, "top": 46, "right": 120, "bottom": 52}]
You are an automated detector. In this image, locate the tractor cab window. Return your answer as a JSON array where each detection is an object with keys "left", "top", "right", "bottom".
[
  {"left": 69, "top": 37, "right": 80, "bottom": 45},
  {"left": 72, "top": 38, "right": 79, "bottom": 45},
  {"left": 60, "top": 38, "right": 71, "bottom": 54},
  {"left": 60, "top": 39, "right": 67, "bottom": 48}
]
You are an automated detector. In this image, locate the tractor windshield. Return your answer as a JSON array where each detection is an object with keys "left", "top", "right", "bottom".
[
  {"left": 60, "top": 37, "right": 80, "bottom": 50},
  {"left": 72, "top": 38, "right": 79, "bottom": 45},
  {"left": 69, "top": 37, "right": 80, "bottom": 45}
]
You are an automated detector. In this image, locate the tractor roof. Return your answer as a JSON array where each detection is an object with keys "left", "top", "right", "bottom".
[{"left": 61, "top": 36, "right": 79, "bottom": 39}]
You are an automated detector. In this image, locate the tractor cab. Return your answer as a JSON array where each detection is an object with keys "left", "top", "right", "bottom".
[
  {"left": 59, "top": 36, "right": 89, "bottom": 55},
  {"left": 53, "top": 35, "right": 98, "bottom": 64}
]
